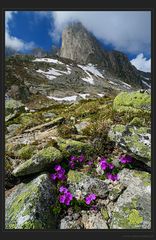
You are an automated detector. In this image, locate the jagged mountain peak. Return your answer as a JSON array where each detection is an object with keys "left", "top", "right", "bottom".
[
  {"left": 59, "top": 22, "right": 148, "bottom": 86},
  {"left": 60, "top": 21, "right": 107, "bottom": 65}
]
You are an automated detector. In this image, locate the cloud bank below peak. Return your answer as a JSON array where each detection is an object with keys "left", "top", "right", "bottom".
[{"left": 51, "top": 11, "right": 151, "bottom": 55}]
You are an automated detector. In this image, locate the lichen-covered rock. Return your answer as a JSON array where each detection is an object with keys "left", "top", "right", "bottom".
[
  {"left": 60, "top": 210, "right": 108, "bottom": 229},
  {"left": 110, "top": 169, "right": 151, "bottom": 229},
  {"left": 57, "top": 138, "right": 95, "bottom": 158},
  {"left": 113, "top": 91, "right": 151, "bottom": 114},
  {"left": 12, "top": 146, "right": 62, "bottom": 177},
  {"left": 108, "top": 183, "right": 126, "bottom": 201},
  {"left": 118, "top": 168, "right": 151, "bottom": 188},
  {"left": 81, "top": 211, "right": 108, "bottom": 229},
  {"left": 108, "top": 124, "right": 151, "bottom": 166},
  {"left": 5, "top": 173, "right": 56, "bottom": 229},
  {"left": 75, "top": 121, "right": 90, "bottom": 134},
  {"left": 6, "top": 124, "right": 22, "bottom": 137},
  {"left": 5, "top": 99, "right": 25, "bottom": 116},
  {"left": 67, "top": 170, "right": 108, "bottom": 199},
  {"left": 42, "top": 112, "right": 56, "bottom": 119}
]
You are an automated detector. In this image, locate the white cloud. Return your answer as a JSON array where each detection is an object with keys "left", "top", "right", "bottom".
[
  {"left": 51, "top": 11, "right": 151, "bottom": 55},
  {"left": 5, "top": 11, "right": 35, "bottom": 51},
  {"left": 130, "top": 53, "right": 151, "bottom": 72}
]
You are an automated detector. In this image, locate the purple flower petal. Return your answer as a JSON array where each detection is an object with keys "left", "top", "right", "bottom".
[
  {"left": 70, "top": 156, "right": 77, "bottom": 162},
  {"left": 85, "top": 193, "right": 96, "bottom": 204},
  {"left": 90, "top": 193, "right": 96, "bottom": 200},
  {"left": 59, "top": 168, "right": 65, "bottom": 174},
  {"left": 69, "top": 161, "right": 75, "bottom": 169},
  {"left": 100, "top": 162, "right": 108, "bottom": 170},
  {"left": 108, "top": 163, "right": 115, "bottom": 169},
  {"left": 85, "top": 197, "right": 91, "bottom": 205},
  {"left": 66, "top": 192, "right": 73, "bottom": 201},
  {"left": 78, "top": 155, "right": 85, "bottom": 162},
  {"left": 106, "top": 173, "right": 119, "bottom": 181},
  {"left": 64, "top": 198, "right": 71, "bottom": 206},
  {"left": 50, "top": 173, "right": 57, "bottom": 180},
  {"left": 100, "top": 157, "right": 107, "bottom": 163},
  {"left": 54, "top": 165, "right": 62, "bottom": 171},
  {"left": 59, "top": 194, "right": 66, "bottom": 203},
  {"left": 59, "top": 186, "right": 68, "bottom": 194},
  {"left": 119, "top": 155, "right": 133, "bottom": 164}
]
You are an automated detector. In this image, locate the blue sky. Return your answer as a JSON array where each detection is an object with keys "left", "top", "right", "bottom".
[{"left": 5, "top": 11, "right": 151, "bottom": 72}]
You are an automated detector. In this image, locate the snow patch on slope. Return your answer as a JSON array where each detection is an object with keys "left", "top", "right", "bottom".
[
  {"left": 142, "top": 80, "right": 151, "bottom": 88},
  {"left": 33, "top": 58, "right": 63, "bottom": 65},
  {"left": 47, "top": 95, "right": 77, "bottom": 102},
  {"left": 78, "top": 63, "right": 104, "bottom": 85},
  {"left": 97, "top": 93, "right": 104, "bottom": 97},
  {"left": 78, "top": 63, "right": 104, "bottom": 78},
  {"left": 36, "top": 66, "right": 71, "bottom": 80},
  {"left": 79, "top": 93, "right": 90, "bottom": 99}
]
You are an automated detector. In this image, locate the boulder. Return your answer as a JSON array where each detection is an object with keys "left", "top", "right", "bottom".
[
  {"left": 60, "top": 211, "right": 108, "bottom": 229},
  {"left": 5, "top": 99, "right": 25, "bottom": 116},
  {"left": 15, "top": 144, "right": 35, "bottom": 160},
  {"left": 75, "top": 121, "right": 90, "bottom": 134},
  {"left": 12, "top": 146, "right": 62, "bottom": 177},
  {"left": 113, "top": 91, "right": 151, "bottom": 114},
  {"left": 108, "top": 124, "right": 151, "bottom": 166},
  {"left": 67, "top": 170, "right": 108, "bottom": 199},
  {"left": 6, "top": 124, "right": 21, "bottom": 136},
  {"left": 57, "top": 138, "right": 95, "bottom": 158},
  {"left": 5, "top": 173, "right": 56, "bottom": 229},
  {"left": 42, "top": 112, "right": 56, "bottom": 119},
  {"left": 110, "top": 169, "right": 151, "bottom": 229}
]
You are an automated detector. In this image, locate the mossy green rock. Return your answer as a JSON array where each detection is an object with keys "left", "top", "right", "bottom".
[
  {"left": 129, "top": 117, "right": 144, "bottom": 127},
  {"left": 101, "top": 207, "right": 109, "bottom": 221},
  {"left": 113, "top": 91, "right": 151, "bottom": 114},
  {"left": 16, "top": 145, "right": 35, "bottom": 160},
  {"left": 108, "top": 124, "right": 151, "bottom": 166},
  {"left": 5, "top": 173, "right": 56, "bottom": 229},
  {"left": 110, "top": 169, "right": 151, "bottom": 229},
  {"left": 5, "top": 99, "right": 25, "bottom": 116},
  {"left": 12, "top": 146, "right": 62, "bottom": 177},
  {"left": 57, "top": 138, "right": 95, "bottom": 158}
]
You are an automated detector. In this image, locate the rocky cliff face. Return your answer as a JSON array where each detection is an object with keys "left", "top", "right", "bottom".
[
  {"left": 60, "top": 22, "right": 147, "bottom": 87},
  {"left": 107, "top": 50, "right": 141, "bottom": 86},
  {"left": 60, "top": 22, "right": 108, "bottom": 65}
]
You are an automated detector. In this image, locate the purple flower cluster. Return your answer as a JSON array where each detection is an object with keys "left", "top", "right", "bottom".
[
  {"left": 69, "top": 155, "right": 85, "bottom": 169},
  {"left": 50, "top": 165, "right": 66, "bottom": 181},
  {"left": 85, "top": 193, "right": 96, "bottom": 205},
  {"left": 59, "top": 186, "right": 73, "bottom": 205},
  {"left": 106, "top": 172, "right": 119, "bottom": 181},
  {"left": 119, "top": 155, "right": 133, "bottom": 164},
  {"left": 99, "top": 157, "right": 119, "bottom": 181},
  {"left": 100, "top": 157, "right": 115, "bottom": 171}
]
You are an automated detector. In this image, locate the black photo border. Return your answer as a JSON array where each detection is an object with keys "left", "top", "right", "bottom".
[{"left": 0, "top": 1, "right": 155, "bottom": 240}]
